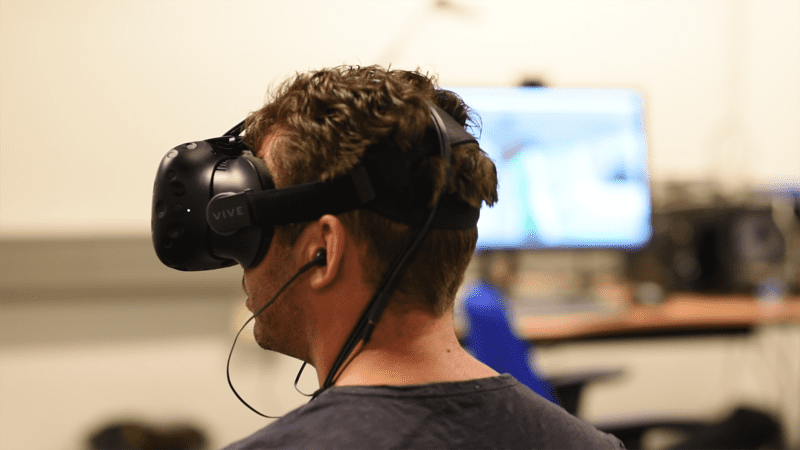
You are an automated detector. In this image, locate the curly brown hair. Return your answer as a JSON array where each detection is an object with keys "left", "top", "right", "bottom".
[{"left": 244, "top": 65, "right": 497, "bottom": 315}]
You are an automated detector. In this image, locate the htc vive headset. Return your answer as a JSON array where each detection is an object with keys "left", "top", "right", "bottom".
[{"left": 152, "top": 104, "right": 480, "bottom": 272}]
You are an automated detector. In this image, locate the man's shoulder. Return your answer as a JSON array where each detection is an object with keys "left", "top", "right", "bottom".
[
  {"left": 220, "top": 387, "right": 391, "bottom": 450},
  {"left": 222, "top": 375, "right": 624, "bottom": 450}
]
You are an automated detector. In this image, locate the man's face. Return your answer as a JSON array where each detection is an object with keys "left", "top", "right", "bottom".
[
  {"left": 242, "top": 231, "right": 309, "bottom": 360},
  {"left": 239, "top": 131, "right": 310, "bottom": 360}
]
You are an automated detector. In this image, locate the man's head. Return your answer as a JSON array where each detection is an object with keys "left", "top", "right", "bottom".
[{"left": 244, "top": 65, "right": 497, "bottom": 315}]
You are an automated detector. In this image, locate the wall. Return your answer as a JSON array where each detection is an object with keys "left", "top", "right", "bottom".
[
  {"left": 1, "top": 0, "right": 798, "bottom": 235},
  {"left": 0, "top": 237, "right": 321, "bottom": 449},
  {"left": 1, "top": 1, "right": 799, "bottom": 449}
]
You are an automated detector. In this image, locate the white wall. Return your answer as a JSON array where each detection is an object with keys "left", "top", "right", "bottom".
[
  {"left": 1, "top": 0, "right": 798, "bottom": 236},
  {"left": 0, "top": 298, "right": 320, "bottom": 449},
  {"left": 0, "top": 238, "right": 324, "bottom": 449}
]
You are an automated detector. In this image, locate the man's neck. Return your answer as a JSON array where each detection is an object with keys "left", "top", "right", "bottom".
[{"left": 328, "top": 307, "right": 498, "bottom": 387}]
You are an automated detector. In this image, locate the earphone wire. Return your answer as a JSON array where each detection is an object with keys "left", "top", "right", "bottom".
[
  {"left": 293, "top": 361, "right": 315, "bottom": 397},
  {"left": 226, "top": 255, "right": 324, "bottom": 418}
]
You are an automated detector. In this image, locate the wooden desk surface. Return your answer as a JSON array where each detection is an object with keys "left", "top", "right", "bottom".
[{"left": 515, "top": 295, "right": 800, "bottom": 344}]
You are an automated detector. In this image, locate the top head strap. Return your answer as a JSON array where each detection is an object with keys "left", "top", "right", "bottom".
[{"left": 432, "top": 104, "right": 477, "bottom": 147}]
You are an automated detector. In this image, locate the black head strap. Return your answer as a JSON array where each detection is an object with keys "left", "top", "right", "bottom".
[
  {"left": 206, "top": 106, "right": 480, "bottom": 235},
  {"left": 432, "top": 104, "right": 477, "bottom": 147}
]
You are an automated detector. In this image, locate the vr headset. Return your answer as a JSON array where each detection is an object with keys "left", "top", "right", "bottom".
[{"left": 151, "top": 104, "right": 481, "bottom": 272}]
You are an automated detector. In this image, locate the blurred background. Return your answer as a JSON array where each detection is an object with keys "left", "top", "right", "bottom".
[{"left": 1, "top": 0, "right": 798, "bottom": 449}]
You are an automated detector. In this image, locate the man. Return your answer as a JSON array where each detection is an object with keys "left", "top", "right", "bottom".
[{"left": 224, "top": 65, "right": 623, "bottom": 449}]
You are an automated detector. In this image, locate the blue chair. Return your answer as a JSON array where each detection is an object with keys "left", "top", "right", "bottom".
[{"left": 461, "top": 280, "right": 559, "bottom": 404}]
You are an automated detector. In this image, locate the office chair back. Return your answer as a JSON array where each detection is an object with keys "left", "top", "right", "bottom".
[{"left": 461, "top": 280, "right": 559, "bottom": 404}]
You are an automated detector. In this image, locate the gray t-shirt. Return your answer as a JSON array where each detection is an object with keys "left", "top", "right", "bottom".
[{"left": 223, "top": 374, "right": 623, "bottom": 449}]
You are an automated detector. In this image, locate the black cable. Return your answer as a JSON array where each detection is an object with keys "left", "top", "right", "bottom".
[
  {"left": 294, "top": 361, "right": 315, "bottom": 397},
  {"left": 226, "top": 255, "right": 324, "bottom": 418}
]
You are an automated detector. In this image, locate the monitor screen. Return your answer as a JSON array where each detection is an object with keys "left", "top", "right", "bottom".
[{"left": 450, "top": 87, "right": 652, "bottom": 251}]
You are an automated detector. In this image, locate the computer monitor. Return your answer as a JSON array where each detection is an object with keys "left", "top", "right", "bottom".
[{"left": 450, "top": 87, "right": 652, "bottom": 251}]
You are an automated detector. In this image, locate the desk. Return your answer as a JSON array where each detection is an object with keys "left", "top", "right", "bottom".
[
  {"left": 516, "top": 295, "right": 800, "bottom": 344},
  {"left": 509, "top": 294, "right": 800, "bottom": 448}
]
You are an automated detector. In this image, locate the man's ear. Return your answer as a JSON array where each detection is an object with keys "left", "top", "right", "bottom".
[{"left": 302, "top": 214, "right": 346, "bottom": 291}]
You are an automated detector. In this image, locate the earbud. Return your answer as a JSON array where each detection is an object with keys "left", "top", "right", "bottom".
[{"left": 312, "top": 249, "right": 327, "bottom": 266}]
